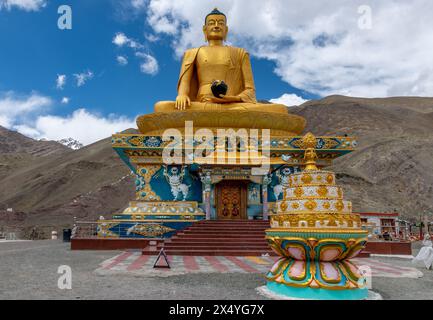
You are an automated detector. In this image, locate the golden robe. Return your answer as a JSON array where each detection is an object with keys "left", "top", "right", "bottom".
[{"left": 154, "top": 46, "right": 288, "bottom": 114}]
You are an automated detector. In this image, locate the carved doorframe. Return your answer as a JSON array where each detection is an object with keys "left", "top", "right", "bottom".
[{"left": 215, "top": 180, "right": 248, "bottom": 220}]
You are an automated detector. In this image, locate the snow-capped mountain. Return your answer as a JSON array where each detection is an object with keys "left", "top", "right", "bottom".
[{"left": 57, "top": 138, "right": 84, "bottom": 150}]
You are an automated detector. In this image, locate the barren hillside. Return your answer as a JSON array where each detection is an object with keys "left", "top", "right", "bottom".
[
  {"left": 0, "top": 128, "right": 135, "bottom": 235},
  {"left": 291, "top": 95, "right": 433, "bottom": 218},
  {"left": 1, "top": 95, "right": 432, "bottom": 236}
]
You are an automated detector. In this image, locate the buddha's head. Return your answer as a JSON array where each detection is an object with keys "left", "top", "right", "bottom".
[{"left": 203, "top": 8, "right": 228, "bottom": 42}]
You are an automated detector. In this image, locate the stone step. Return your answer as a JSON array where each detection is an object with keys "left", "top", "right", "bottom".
[
  {"left": 193, "top": 223, "right": 269, "bottom": 226},
  {"left": 187, "top": 223, "right": 268, "bottom": 226},
  {"left": 181, "top": 230, "right": 266, "bottom": 235},
  {"left": 195, "top": 222, "right": 269, "bottom": 225},
  {"left": 175, "top": 233, "right": 267, "bottom": 239},
  {"left": 142, "top": 248, "right": 277, "bottom": 256},
  {"left": 146, "top": 220, "right": 370, "bottom": 259},
  {"left": 186, "top": 226, "right": 268, "bottom": 231},
  {"left": 165, "top": 238, "right": 267, "bottom": 245},
  {"left": 162, "top": 243, "right": 270, "bottom": 249}
]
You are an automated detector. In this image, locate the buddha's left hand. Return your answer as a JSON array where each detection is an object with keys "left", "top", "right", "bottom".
[{"left": 204, "top": 95, "right": 242, "bottom": 103}]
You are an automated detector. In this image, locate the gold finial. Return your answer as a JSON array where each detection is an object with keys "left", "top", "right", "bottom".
[
  {"left": 302, "top": 132, "right": 318, "bottom": 171},
  {"left": 301, "top": 132, "right": 317, "bottom": 149}
]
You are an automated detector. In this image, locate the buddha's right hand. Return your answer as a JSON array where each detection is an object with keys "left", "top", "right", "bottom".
[{"left": 175, "top": 95, "right": 191, "bottom": 110}]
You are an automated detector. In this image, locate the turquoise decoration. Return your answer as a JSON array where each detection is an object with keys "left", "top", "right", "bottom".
[
  {"left": 104, "top": 132, "right": 360, "bottom": 251},
  {"left": 143, "top": 136, "right": 163, "bottom": 148},
  {"left": 150, "top": 166, "right": 202, "bottom": 202},
  {"left": 267, "top": 166, "right": 300, "bottom": 202},
  {"left": 266, "top": 282, "right": 368, "bottom": 300}
]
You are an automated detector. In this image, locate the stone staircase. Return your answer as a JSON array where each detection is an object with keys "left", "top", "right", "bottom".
[
  {"left": 141, "top": 220, "right": 371, "bottom": 257},
  {"left": 142, "top": 220, "right": 277, "bottom": 256}
]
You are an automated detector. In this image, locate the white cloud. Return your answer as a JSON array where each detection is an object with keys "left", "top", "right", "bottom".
[
  {"left": 140, "top": 0, "right": 433, "bottom": 98},
  {"left": 0, "top": 0, "right": 46, "bottom": 11},
  {"left": 0, "top": 114, "right": 11, "bottom": 127},
  {"left": 116, "top": 55, "right": 128, "bottom": 66},
  {"left": 73, "top": 70, "right": 93, "bottom": 87},
  {"left": 0, "top": 91, "right": 52, "bottom": 128},
  {"left": 112, "top": 32, "right": 159, "bottom": 75},
  {"left": 16, "top": 109, "right": 136, "bottom": 145},
  {"left": 136, "top": 52, "right": 159, "bottom": 75},
  {"left": 0, "top": 91, "right": 134, "bottom": 145},
  {"left": 13, "top": 124, "right": 41, "bottom": 137},
  {"left": 56, "top": 74, "right": 66, "bottom": 90},
  {"left": 112, "top": 32, "right": 143, "bottom": 49},
  {"left": 112, "top": 32, "right": 128, "bottom": 46},
  {"left": 61, "top": 97, "right": 70, "bottom": 104},
  {"left": 270, "top": 93, "right": 308, "bottom": 106}
]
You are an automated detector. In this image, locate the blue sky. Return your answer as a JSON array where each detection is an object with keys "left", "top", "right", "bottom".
[
  {"left": 0, "top": 0, "right": 432, "bottom": 144},
  {"left": 0, "top": 0, "right": 313, "bottom": 145}
]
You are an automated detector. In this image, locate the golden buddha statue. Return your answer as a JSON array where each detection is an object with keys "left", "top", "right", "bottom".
[
  {"left": 137, "top": 8, "right": 306, "bottom": 136},
  {"left": 155, "top": 8, "right": 287, "bottom": 114}
]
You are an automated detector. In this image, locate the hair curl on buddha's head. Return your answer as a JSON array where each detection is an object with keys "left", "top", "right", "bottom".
[{"left": 205, "top": 8, "right": 227, "bottom": 24}]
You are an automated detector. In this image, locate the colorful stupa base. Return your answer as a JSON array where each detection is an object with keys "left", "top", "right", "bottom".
[
  {"left": 264, "top": 133, "right": 369, "bottom": 300},
  {"left": 259, "top": 284, "right": 373, "bottom": 300},
  {"left": 265, "top": 257, "right": 368, "bottom": 300},
  {"left": 266, "top": 282, "right": 368, "bottom": 300}
]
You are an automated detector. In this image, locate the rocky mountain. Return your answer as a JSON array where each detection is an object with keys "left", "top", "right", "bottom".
[
  {"left": 290, "top": 95, "right": 433, "bottom": 218},
  {"left": 1, "top": 95, "right": 432, "bottom": 237},
  {"left": 57, "top": 138, "right": 84, "bottom": 150},
  {"left": 0, "top": 126, "right": 135, "bottom": 236},
  {"left": 0, "top": 126, "right": 71, "bottom": 182},
  {"left": 0, "top": 126, "right": 69, "bottom": 156}
]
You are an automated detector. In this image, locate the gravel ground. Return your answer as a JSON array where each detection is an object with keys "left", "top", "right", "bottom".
[{"left": 0, "top": 240, "right": 432, "bottom": 300}]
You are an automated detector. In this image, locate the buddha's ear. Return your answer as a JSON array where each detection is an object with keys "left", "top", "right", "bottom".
[
  {"left": 224, "top": 26, "right": 229, "bottom": 41},
  {"left": 203, "top": 25, "right": 208, "bottom": 42}
]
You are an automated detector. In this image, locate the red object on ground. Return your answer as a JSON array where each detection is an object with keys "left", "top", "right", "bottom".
[
  {"left": 365, "top": 241, "right": 412, "bottom": 255},
  {"left": 71, "top": 238, "right": 153, "bottom": 250}
]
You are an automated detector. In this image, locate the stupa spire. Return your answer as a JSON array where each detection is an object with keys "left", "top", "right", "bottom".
[{"left": 301, "top": 132, "right": 319, "bottom": 171}]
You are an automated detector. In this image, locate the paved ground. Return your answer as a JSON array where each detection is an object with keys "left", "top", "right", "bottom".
[
  {"left": 0, "top": 240, "right": 432, "bottom": 300},
  {"left": 96, "top": 251, "right": 423, "bottom": 279}
]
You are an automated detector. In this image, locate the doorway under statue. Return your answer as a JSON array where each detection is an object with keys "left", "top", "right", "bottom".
[{"left": 215, "top": 180, "right": 248, "bottom": 220}]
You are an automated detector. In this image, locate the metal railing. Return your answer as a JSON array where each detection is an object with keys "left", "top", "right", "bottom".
[
  {"left": 71, "top": 220, "right": 168, "bottom": 239},
  {"left": 0, "top": 232, "right": 17, "bottom": 240},
  {"left": 71, "top": 221, "right": 99, "bottom": 239}
]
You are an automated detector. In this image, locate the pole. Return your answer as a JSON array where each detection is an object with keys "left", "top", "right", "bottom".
[
  {"left": 418, "top": 213, "right": 422, "bottom": 240},
  {"left": 424, "top": 214, "right": 430, "bottom": 237},
  {"left": 205, "top": 191, "right": 211, "bottom": 220},
  {"left": 263, "top": 187, "right": 268, "bottom": 221}
]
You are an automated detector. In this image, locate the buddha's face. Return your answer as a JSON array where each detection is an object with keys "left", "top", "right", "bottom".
[{"left": 203, "top": 14, "right": 228, "bottom": 41}]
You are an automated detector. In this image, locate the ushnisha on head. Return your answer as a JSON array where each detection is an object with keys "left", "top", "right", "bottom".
[{"left": 203, "top": 8, "right": 228, "bottom": 42}]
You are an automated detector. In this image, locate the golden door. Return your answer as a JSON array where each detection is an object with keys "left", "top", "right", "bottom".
[{"left": 215, "top": 180, "right": 247, "bottom": 220}]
